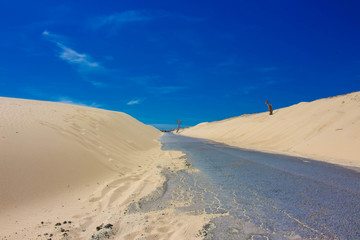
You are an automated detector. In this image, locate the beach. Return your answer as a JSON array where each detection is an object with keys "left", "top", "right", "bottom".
[{"left": 1, "top": 91, "right": 359, "bottom": 239}]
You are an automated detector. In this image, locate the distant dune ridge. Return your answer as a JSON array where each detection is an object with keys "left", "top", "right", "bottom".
[
  {"left": 0, "top": 97, "right": 211, "bottom": 239},
  {"left": 0, "top": 98, "right": 158, "bottom": 207},
  {"left": 181, "top": 92, "right": 360, "bottom": 168}
]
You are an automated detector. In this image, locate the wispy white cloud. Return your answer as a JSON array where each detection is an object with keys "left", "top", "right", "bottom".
[
  {"left": 42, "top": 30, "right": 109, "bottom": 87},
  {"left": 127, "top": 98, "right": 143, "bottom": 105},
  {"left": 99, "top": 10, "right": 152, "bottom": 26},
  {"left": 41, "top": 30, "right": 70, "bottom": 46},
  {"left": 42, "top": 30, "right": 100, "bottom": 69},
  {"left": 57, "top": 43, "right": 99, "bottom": 68},
  {"left": 93, "top": 10, "right": 203, "bottom": 31},
  {"left": 92, "top": 10, "right": 152, "bottom": 31},
  {"left": 42, "top": 30, "right": 62, "bottom": 40}
]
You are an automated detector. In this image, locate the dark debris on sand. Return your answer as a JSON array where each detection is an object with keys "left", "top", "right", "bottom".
[{"left": 92, "top": 223, "right": 115, "bottom": 239}]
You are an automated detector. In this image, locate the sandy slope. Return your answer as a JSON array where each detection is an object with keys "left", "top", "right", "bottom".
[
  {"left": 180, "top": 92, "right": 360, "bottom": 168},
  {"left": 0, "top": 97, "right": 212, "bottom": 240}
]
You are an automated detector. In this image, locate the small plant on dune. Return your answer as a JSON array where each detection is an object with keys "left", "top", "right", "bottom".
[
  {"left": 265, "top": 100, "right": 273, "bottom": 115},
  {"left": 176, "top": 120, "right": 182, "bottom": 133}
]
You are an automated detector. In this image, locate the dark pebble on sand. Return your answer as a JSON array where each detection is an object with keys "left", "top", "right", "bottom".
[
  {"left": 41, "top": 221, "right": 44, "bottom": 224},
  {"left": 96, "top": 224, "right": 103, "bottom": 231},
  {"left": 104, "top": 223, "right": 113, "bottom": 229},
  {"left": 55, "top": 222, "right": 61, "bottom": 226},
  {"left": 63, "top": 221, "right": 67, "bottom": 224}
]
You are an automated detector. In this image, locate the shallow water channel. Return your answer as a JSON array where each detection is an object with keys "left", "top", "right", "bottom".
[{"left": 144, "top": 133, "right": 360, "bottom": 239}]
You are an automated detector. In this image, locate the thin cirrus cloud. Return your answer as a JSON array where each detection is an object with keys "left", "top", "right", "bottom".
[
  {"left": 127, "top": 99, "right": 143, "bottom": 105},
  {"left": 57, "top": 44, "right": 99, "bottom": 68},
  {"left": 93, "top": 10, "right": 203, "bottom": 30},
  {"left": 42, "top": 30, "right": 109, "bottom": 87},
  {"left": 98, "top": 10, "right": 152, "bottom": 26},
  {"left": 42, "top": 30, "right": 99, "bottom": 69}
]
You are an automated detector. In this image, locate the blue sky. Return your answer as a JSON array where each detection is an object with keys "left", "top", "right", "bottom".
[{"left": 1, "top": 1, "right": 359, "bottom": 129}]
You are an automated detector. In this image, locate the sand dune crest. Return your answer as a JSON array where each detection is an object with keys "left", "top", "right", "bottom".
[
  {"left": 0, "top": 97, "right": 212, "bottom": 239},
  {"left": 181, "top": 92, "right": 360, "bottom": 167}
]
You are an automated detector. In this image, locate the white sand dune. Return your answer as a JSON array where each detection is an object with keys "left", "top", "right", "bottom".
[
  {"left": 181, "top": 92, "right": 360, "bottom": 168},
  {"left": 0, "top": 97, "right": 212, "bottom": 239}
]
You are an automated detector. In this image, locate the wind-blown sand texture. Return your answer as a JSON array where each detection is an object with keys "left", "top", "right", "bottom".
[
  {"left": 0, "top": 97, "right": 212, "bottom": 239},
  {"left": 181, "top": 92, "right": 360, "bottom": 168}
]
